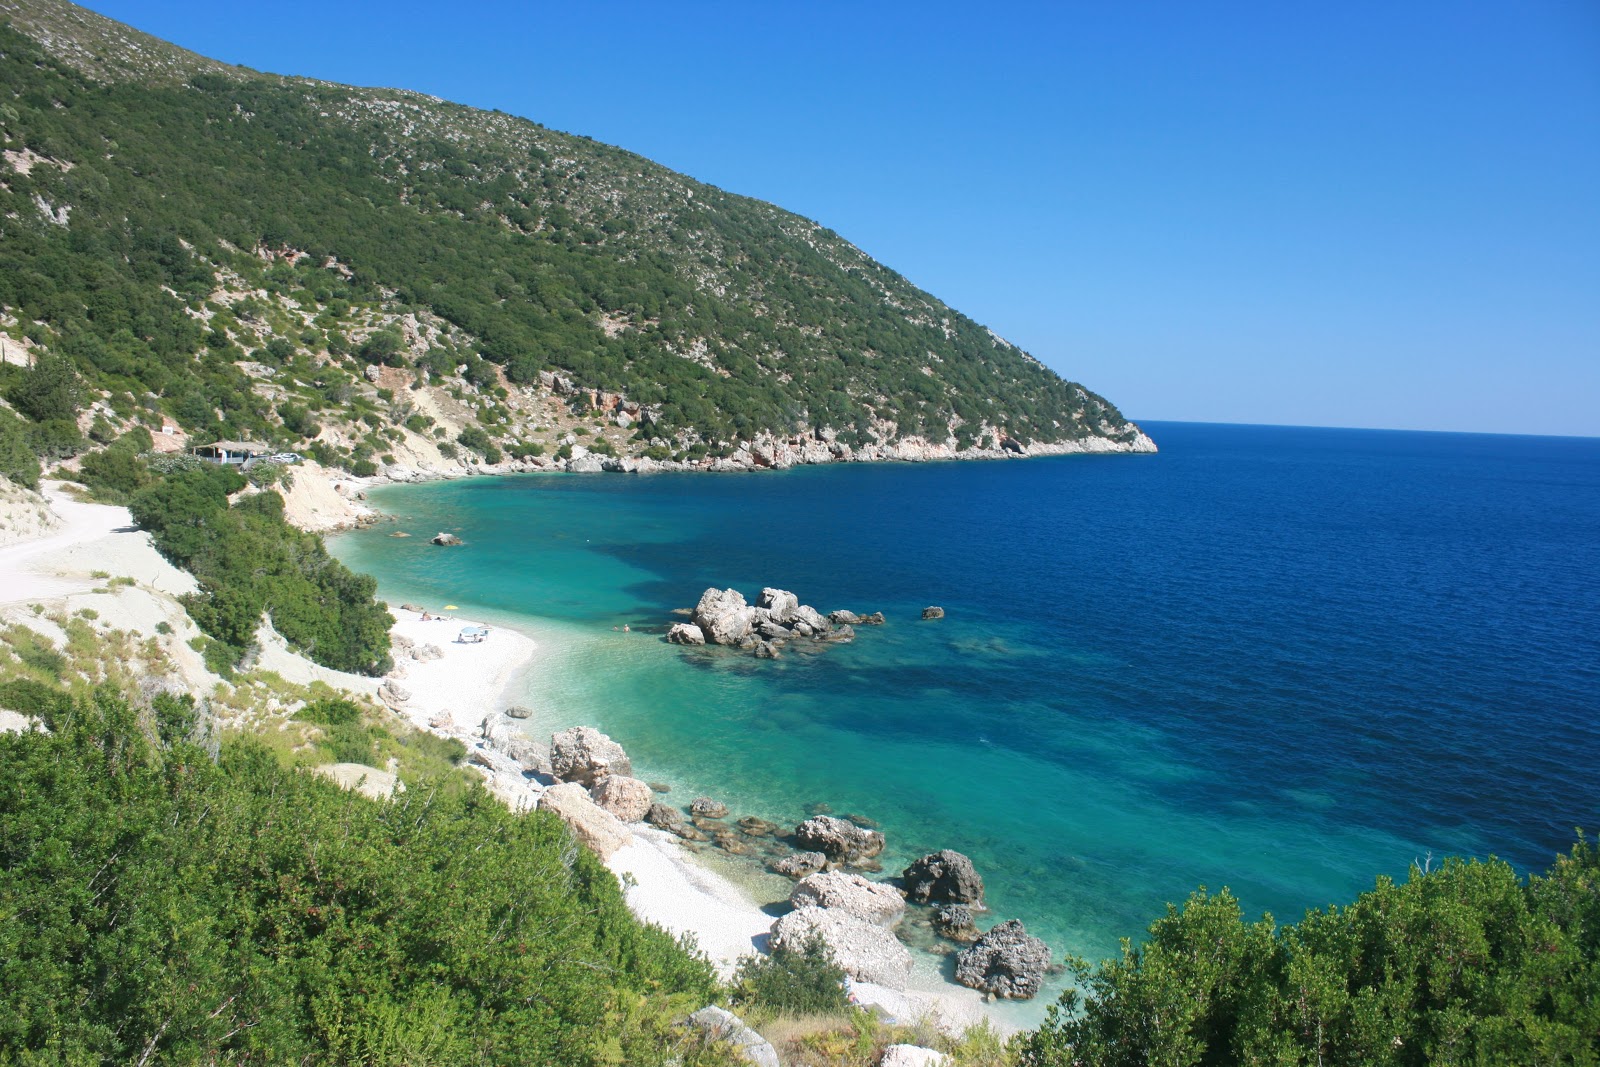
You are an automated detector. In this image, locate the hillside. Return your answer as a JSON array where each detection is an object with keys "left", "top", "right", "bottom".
[{"left": 0, "top": 0, "right": 1152, "bottom": 478}]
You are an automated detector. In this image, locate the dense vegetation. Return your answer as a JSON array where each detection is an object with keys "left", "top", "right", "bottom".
[
  {"left": 126, "top": 462, "right": 393, "bottom": 675},
  {"left": 0, "top": 2, "right": 1140, "bottom": 455},
  {"left": 1020, "top": 843, "right": 1600, "bottom": 1066},
  {"left": 0, "top": 685, "right": 720, "bottom": 1066}
]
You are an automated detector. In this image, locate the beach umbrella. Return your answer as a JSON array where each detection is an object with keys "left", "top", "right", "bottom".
[{"left": 444, "top": 605, "right": 458, "bottom": 610}]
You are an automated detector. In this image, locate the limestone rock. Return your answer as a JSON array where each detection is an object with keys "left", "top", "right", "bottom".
[
  {"left": 921, "top": 606, "right": 945, "bottom": 620},
  {"left": 539, "top": 782, "right": 631, "bottom": 859},
  {"left": 790, "top": 870, "right": 906, "bottom": 927},
  {"left": 430, "top": 532, "right": 462, "bottom": 546},
  {"left": 684, "top": 1006, "right": 780, "bottom": 1067},
  {"left": 737, "top": 816, "right": 781, "bottom": 837},
  {"left": 504, "top": 704, "right": 533, "bottom": 719},
  {"left": 769, "top": 851, "right": 828, "bottom": 879},
  {"left": 756, "top": 587, "right": 799, "bottom": 624},
  {"left": 769, "top": 906, "right": 913, "bottom": 989},
  {"left": 549, "top": 726, "right": 632, "bottom": 786},
  {"left": 860, "top": 612, "right": 886, "bottom": 625},
  {"left": 590, "top": 775, "right": 653, "bottom": 822},
  {"left": 377, "top": 680, "right": 411, "bottom": 706},
  {"left": 753, "top": 640, "right": 780, "bottom": 659},
  {"left": 931, "top": 904, "right": 981, "bottom": 943},
  {"left": 794, "top": 814, "right": 885, "bottom": 863},
  {"left": 827, "top": 609, "right": 861, "bottom": 625},
  {"left": 954, "top": 919, "right": 1051, "bottom": 1000},
  {"left": 666, "top": 622, "right": 706, "bottom": 646},
  {"left": 693, "top": 587, "right": 757, "bottom": 645},
  {"left": 690, "top": 796, "right": 729, "bottom": 819},
  {"left": 902, "top": 849, "right": 985, "bottom": 908},
  {"left": 881, "top": 1046, "right": 949, "bottom": 1067},
  {"left": 480, "top": 719, "right": 546, "bottom": 770}
]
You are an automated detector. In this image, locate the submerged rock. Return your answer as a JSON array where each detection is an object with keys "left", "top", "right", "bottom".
[
  {"left": 794, "top": 815, "right": 885, "bottom": 864},
  {"left": 770, "top": 851, "right": 828, "bottom": 879},
  {"left": 902, "top": 849, "right": 986, "bottom": 908},
  {"left": 954, "top": 919, "right": 1051, "bottom": 999},
  {"left": 690, "top": 796, "right": 729, "bottom": 819},
  {"left": 790, "top": 870, "right": 906, "bottom": 927},
  {"left": 931, "top": 904, "right": 981, "bottom": 943},
  {"left": 549, "top": 726, "right": 632, "bottom": 786},
  {"left": 921, "top": 606, "right": 945, "bottom": 620},
  {"left": 770, "top": 906, "right": 912, "bottom": 989}
]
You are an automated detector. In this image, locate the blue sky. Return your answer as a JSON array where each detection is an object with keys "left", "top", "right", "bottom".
[{"left": 84, "top": 1, "right": 1600, "bottom": 435}]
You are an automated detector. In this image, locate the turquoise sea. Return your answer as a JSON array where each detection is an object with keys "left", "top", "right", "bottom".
[{"left": 332, "top": 421, "right": 1600, "bottom": 1020}]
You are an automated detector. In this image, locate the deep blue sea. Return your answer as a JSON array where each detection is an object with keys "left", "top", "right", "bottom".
[{"left": 334, "top": 421, "right": 1600, "bottom": 1017}]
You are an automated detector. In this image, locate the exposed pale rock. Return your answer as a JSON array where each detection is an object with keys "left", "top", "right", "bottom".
[
  {"left": 756, "top": 587, "right": 799, "bottom": 624},
  {"left": 590, "top": 775, "right": 653, "bottom": 822},
  {"left": 769, "top": 906, "right": 912, "bottom": 989},
  {"left": 954, "top": 919, "right": 1051, "bottom": 999},
  {"left": 666, "top": 622, "right": 706, "bottom": 646},
  {"left": 902, "top": 850, "right": 986, "bottom": 907},
  {"left": 791, "top": 871, "right": 906, "bottom": 927},
  {"left": 827, "top": 610, "right": 862, "bottom": 625},
  {"left": 538, "top": 782, "right": 631, "bottom": 859},
  {"left": 504, "top": 704, "right": 533, "bottom": 719},
  {"left": 430, "top": 531, "right": 462, "bottom": 546},
  {"left": 549, "top": 726, "right": 632, "bottom": 785},
  {"left": 794, "top": 814, "right": 885, "bottom": 863},
  {"left": 880, "top": 1046, "right": 949, "bottom": 1067},
  {"left": 684, "top": 1006, "right": 780, "bottom": 1067},
  {"left": 921, "top": 606, "right": 945, "bottom": 620},
  {"left": 313, "top": 763, "right": 403, "bottom": 801},
  {"left": 693, "top": 587, "right": 756, "bottom": 645}
]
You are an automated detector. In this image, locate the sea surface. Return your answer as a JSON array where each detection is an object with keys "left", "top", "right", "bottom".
[{"left": 333, "top": 421, "right": 1600, "bottom": 1020}]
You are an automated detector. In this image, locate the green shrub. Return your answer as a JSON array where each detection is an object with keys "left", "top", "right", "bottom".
[
  {"left": 293, "top": 697, "right": 362, "bottom": 725},
  {"left": 733, "top": 934, "right": 848, "bottom": 1016}
]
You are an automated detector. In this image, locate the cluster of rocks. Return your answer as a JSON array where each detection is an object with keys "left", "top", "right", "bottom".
[{"left": 666, "top": 587, "right": 884, "bottom": 659}]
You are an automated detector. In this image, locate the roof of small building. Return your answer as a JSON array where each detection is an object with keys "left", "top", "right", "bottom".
[{"left": 195, "top": 440, "right": 269, "bottom": 453}]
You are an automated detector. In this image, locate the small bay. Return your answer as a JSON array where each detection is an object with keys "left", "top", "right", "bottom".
[{"left": 332, "top": 421, "right": 1600, "bottom": 1021}]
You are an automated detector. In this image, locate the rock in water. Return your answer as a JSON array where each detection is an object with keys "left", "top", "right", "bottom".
[
  {"left": 539, "top": 783, "right": 631, "bottom": 859},
  {"left": 666, "top": 622, "right": 706, "bottom": 645},
  {"left": 684, "top": 1006, "right": 780, "bottom": 1067},
  {"left": 589, "top": 775, "right": 653, "bottom": 822},
  {"left": 921, "top": 606, "right": 945, "bottom": 620},
  {"left": 769, "top": 851, "right": 828, "bottom": 879},
  {"left": 860, "top": 611, "right": 886, "bottom": 625},
  {"left": 902, "top": 849, "right": 986, "bottom": 907},
  {"left": 693, "top": 587, "right": 757, "bottom": 645},
  {"left": 430, "top": 531, "right": 462, "bottom": 546},
  {"left": 827, "top": 609, "right": 862, "bottom": 625},
  {"left": 794, "top": 815, "right": 886, "bottom": 863},
  {"left": 954, "top": 919, "right": 1051, "bottom": 999},
  {"left": 690, "top": 796, "right": 729, "bottom": 818},
  {"left": 790, "top": 870, "right": 907, "bottom": 927},
  {"left": 504, "top": 704, "right": 533, "bottom": 719},
  {"left": 756, "top": 587, "right": 800, "bottom": 623},
  {"left": 931, "top": 904, "right": 981, "bottom": 943},
  {"left": 549, "top": 726, "right": 633, "bottom": 785},
  {"left": 769, "top": 906, "right": 913, "bottom": 989}
]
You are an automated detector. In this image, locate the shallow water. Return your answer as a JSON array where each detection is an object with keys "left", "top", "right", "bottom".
[{"left": 333, "top": 421, "right": 1600, "bottom": 1023}]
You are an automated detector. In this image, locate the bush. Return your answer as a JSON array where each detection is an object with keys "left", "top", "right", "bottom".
[
  {"left": 293, "top": 697, "right": 362, "bottom": 725},
  {"left": 733, "top": 934, "right": 848, "bottom": 1016},
  {"left": 77, "top": 449, "right": 151, "bottom": 499}
]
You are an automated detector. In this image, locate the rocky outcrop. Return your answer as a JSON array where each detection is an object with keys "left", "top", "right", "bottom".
[
  {"left": 538, "top": 782, "right": 631, "bottom": 859},
  {"left": 430, "top": 531, "right": 462, "bottom": 546},
  {"left": 504, "top": 704, "right": 533, "bottom": 719},
  {"left": 931, "top": 904, "right": 981, "bottom": 943},
  {"left": 549, "top": 726, "right": 632, "bottom": 786},
  {"left": 921, "top": 606, "right": 945, "bottom": 620},
  {"left": 794, "top": 815, "right": 885, "bottom": 864},
  {"left": 690, "top": 796, "right": 729, "bottom": 819},
  {"left": 677, "top": 586, "right": 880, "bottom": 659},
  {"left": 902, "top": 850, "right": 985, "bottom": 907},
  {"left": 480, "top": 718, "right": 549, "bottom": 773},
  {"left": 684, "top": 1006, "right": 780, "bottom": 1067},
  {"left": 769, "top": 906, "right": 913, "bottom": 990},
  {"left": 666, "top": 622, "right": 706, "bottom": 646},
  {"left": 769, "top": 851, "right": 827, "bottom": 879},
  {"left": 693, "top": 588, "right": 757, "bottom": 645},
  {"left": 589, "top": 775, "right": 653, "bottom": 822},
  {"left": 790, "top": 871, "right": 906, "bottom": 927},
  {"left": 953, "top": 919, "right": 1051, "bottom": 1000},
  {"left": 881, "top": 1046, "right": 949, "bottom": 1067}
]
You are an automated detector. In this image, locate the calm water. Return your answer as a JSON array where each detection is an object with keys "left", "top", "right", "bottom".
[{"left": 334, "top": 422, "right": 1600, "bottom": 1015}]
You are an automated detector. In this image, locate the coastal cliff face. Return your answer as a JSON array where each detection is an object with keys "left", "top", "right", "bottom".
[{"left": 0, "top": 0, "right": 1152, "bottom": 483}]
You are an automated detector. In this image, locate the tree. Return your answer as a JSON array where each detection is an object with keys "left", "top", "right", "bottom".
[{"left": 4, "top": 351, "right": 83, "bottom": 423}]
